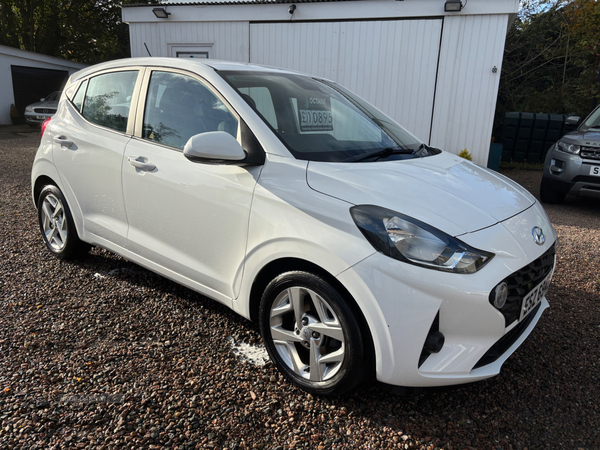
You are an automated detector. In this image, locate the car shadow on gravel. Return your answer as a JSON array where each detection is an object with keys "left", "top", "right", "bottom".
[{"left": 69, "top": 246, "right": 261, "bottom": 332}]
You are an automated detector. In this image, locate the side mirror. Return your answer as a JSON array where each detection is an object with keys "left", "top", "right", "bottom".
[
  {"left": 183, "top": 131, "right": 246, "bottom": 164},
  {"left": 40, "top": 98, "right": 45, "bottom": 102},
  {"left": 565, "top": 115, "right": 580, "bottom": 126}
]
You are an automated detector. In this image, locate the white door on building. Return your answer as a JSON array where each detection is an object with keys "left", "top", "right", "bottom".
[
  {"left": 250, "top": 20, "right": 442, "bottom": 143},
  {"left": 429, "top": 15, "right": 509, "bottom": 165}
]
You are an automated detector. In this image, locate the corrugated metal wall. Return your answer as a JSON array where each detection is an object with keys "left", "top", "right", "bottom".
[
  {"left": 250, "top": 20, "right": 442, "bottom": 143},
  {"left": 129, "top": 22, "right": 249, "bottom": 61},
  {"left": 430, "top": 15, "right": 508, "bottom": 165}
]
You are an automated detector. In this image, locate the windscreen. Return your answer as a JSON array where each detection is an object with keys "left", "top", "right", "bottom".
[
  {"left": 45, "top": 91, "right": 61, "bottom": 101},
  {"left": 219, "top": 71, "right": 430, "bottom": 162},
  {"left": 581, "top": 105, "right": 600, "bottom": 131}
]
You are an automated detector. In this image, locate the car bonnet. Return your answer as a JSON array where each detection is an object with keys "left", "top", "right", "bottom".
[
  {"left": 561, "top": 129, "right": 600, "bottom": 147},
  {"left": 306, "top": 152, "right": 536, "bottom": 237}
]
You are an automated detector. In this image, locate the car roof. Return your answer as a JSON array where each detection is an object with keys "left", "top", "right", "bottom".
[{"left": 69, "top": 57, "right": 305, "bottom": 83}]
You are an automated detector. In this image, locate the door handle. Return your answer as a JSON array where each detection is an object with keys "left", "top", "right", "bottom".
[
  {"left": 128, "top": 156, "right": 156, "bottom": 172},
  {"left": 53, "top": 135, "right": 73, "bottom": 147}
]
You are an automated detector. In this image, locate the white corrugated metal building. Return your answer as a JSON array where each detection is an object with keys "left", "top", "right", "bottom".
[
  {"left": 0, "top": 45, "right": 86, "bottom": 125},
  {"left": 122, "top": 0, "right": 519, "bottom": 165}
]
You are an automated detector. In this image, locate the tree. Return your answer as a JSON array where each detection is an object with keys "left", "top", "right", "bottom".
[
  {"left": 0, "top": 0, "right": 158, "bottom": 64},
  {"left": 568, "top": 0, "right": 600, "bottom": 111},
  {"left": 494, "top": 0, "right": 600, "bottom": 136}
]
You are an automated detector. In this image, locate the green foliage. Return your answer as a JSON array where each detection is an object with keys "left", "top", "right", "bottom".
[
  {"left": 495, "top": 0, "right": 600, "bottom": 136},
  {"left": 458, "top": 149, "right": 473, "bottom": 161},
  {"left": 0, "top": 0, "right": 159, "bottom": 64}
]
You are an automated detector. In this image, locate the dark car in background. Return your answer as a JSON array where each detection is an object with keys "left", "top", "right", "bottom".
[
  {"left": 541, "top": 104, "right": 600, "bottom": 203},
  {"left": 24, "top": 91, "right": 62, "bottom": 127}
]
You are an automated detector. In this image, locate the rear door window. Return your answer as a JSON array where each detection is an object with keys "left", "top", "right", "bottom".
[{"left": 82, "top": 70, "right": 139, "bottom": 133}]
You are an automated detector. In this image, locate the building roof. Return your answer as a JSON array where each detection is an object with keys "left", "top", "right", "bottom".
[{"left": 0, "top": 45, "right": 87, "bottom": 70}]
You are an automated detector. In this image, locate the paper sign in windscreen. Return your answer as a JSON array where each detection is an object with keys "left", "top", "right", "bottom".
[{"left": 298, "top": 96, "right": 333, "bottom": 132}]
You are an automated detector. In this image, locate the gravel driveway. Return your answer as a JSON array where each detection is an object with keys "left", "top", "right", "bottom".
[{"left": 1, "top": 130, "right": 599, "bottom": 450}]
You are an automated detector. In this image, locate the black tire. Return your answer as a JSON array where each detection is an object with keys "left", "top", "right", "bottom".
[
  {"left": 540, "top": 177, "right": 566, "bottom": 204},
  {"left": 37, "top": 185, "right": 90, "bottom": 259},
  {"left": 259, "top": 271, "right": 367, "bottom": 396}
]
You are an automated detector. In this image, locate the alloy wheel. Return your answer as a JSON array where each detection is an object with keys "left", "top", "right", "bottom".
[
  {"left": 41, "top": 193, "right": 67, "bottom": 251},
  {"left": 269, "top": 286, "right": 346, "bottom": 382}
]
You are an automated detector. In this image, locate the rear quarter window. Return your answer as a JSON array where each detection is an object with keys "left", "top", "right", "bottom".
[
  {"left": 82, "top": 70, "right": 139, "bottom": 133},
  {"left": 70, "top": 80, "right": 88, "bottom": 112}
]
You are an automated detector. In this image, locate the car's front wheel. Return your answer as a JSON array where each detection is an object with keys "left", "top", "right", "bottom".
[
  {"left": 259, "top": 271, "right": 368, "bottom": 396},
  {"left": 37, "top": 185, "right": 90, "bottom": 259}
]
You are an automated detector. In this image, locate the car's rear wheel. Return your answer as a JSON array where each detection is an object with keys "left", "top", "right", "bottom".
[
  {"left": 37, "top": 185, "right": 90, "bottom": 259},
  {"left": 259, "top": 271, "right": 367, "bottom": 396},
  {"left": 540, "top": 176, "right": 566, "bottom": 204}
]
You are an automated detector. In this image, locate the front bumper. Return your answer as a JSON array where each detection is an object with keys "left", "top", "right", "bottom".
[
  {"left": 24, "top": 112, "right": 54, "bottom": 125},
  {"left": 544, "top": 145, "right": 600, "bottom": 198},
  {"left": 337, "top": 202, "right": 556, "bottom": 387}
]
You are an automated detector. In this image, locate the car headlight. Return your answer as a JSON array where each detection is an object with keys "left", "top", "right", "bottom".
[
  {"left": 350, "top": 205, "right": 493, "bottom": 274},
  {"left": 25, "top": 106, "right": 34, "bottom": 113},
  {"left": 556, "top": 141, "right": 581, "bottom": 155}
]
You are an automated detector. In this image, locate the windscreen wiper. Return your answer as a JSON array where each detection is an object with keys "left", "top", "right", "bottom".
[
  {"left": 413, "top": 143, "right": 429, "bottom": 157},
  {"left": 413, "top": 143, "right": 441, "bottom": 157},
  {"left": 349, "top": 147, "right": 414, "bottom": 162}
]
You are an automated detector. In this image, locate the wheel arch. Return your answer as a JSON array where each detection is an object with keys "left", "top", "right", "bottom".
[
  {"left": 248, "top": 257, "right": 376, "bottom": 375},
  {"left": 33, "top": 174, "right": 86, "bottom": 244},
  {"left": 33, "top": 175, "right": 58, "bottom": 207}
]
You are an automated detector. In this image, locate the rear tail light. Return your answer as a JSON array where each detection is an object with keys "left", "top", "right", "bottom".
[{"left": 41, "top": 118, "right": 51, "bottom": 138}]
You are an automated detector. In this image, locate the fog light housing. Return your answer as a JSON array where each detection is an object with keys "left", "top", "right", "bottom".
[
  {"left": 424, "top": 331, "right": 445, "bottom": 353},
  {"left": 491, "top": 282, "right": 508, "bottom": 309},
  {"left": 550, "top": 158, "right": 564, "bottom": 175}
]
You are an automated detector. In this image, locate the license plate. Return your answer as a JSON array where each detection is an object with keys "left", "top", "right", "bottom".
[
  {"left": 520, "top": 264, "right": 554, "bottom": 321},
  {"left": 36, "top": 115, "right": 47, "bottom": 120},
  {"left": 590, "top": 166, "right": 600, "bottom": 176}
]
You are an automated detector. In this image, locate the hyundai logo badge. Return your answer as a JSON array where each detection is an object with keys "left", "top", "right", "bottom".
[{"left": 532, "top": 226, "right": 545, "bottom": 246}]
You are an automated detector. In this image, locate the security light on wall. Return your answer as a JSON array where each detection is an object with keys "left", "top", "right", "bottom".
[
  {"left": 153, "top": 7, "right": 171, "bottom": 19},
  {"left": 444, "top": 0, "right": 463, "bottom": 11}
]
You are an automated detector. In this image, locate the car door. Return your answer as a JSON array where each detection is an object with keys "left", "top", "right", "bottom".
[
  {"left": 52, "top": 69, "right": 142, "bottom": 248},
  {"left": 122, "top": 69, "right": 262, "bottom": 300}
]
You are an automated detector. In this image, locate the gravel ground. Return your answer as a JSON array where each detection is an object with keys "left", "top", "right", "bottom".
[{"left": 1, "top": 130, "right": 599, "bottom": 450}]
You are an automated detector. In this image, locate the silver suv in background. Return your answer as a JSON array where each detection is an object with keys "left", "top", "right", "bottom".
[
  {"left": 541, "top": 104, "right": 600, "bottom": 204},
  {"left": 24, "top": 91, "right": 62, "bottom": 126}
]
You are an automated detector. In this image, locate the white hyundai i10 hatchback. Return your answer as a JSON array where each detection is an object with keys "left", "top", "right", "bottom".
[{"left": 31, "top": 58, "right": 557, "bottom": 396}]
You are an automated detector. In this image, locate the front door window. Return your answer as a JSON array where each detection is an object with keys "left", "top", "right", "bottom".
[{"left": 142, "top": 71, "right": 238, "bottom": 149}]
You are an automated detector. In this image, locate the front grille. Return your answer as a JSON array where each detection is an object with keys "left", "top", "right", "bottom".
[
  {"left": 34, "top": 108, "right": 56, "bottom": 114},
  {"left": 580, "top": 146, "right": 600, "bottom": 160},
  {"left": 473, "top": 303, "right": 541, "bottom": 369},
  {"left": 492, "top": 243, "right": 555, "bottom": 328}
]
